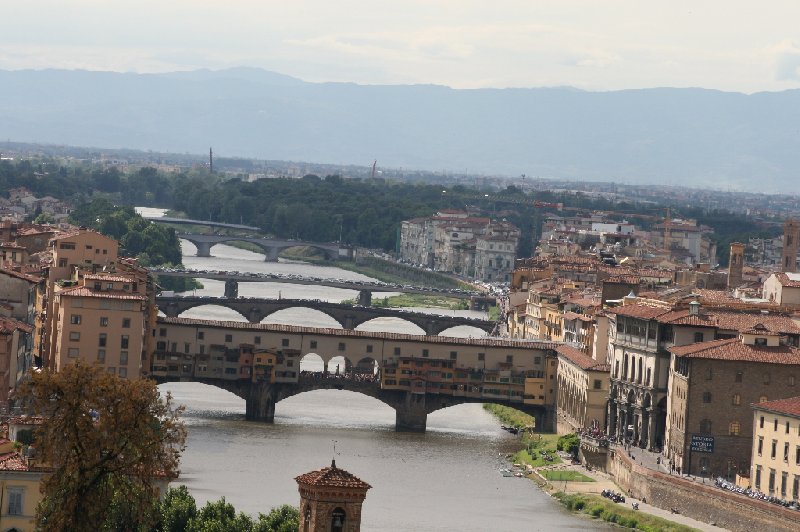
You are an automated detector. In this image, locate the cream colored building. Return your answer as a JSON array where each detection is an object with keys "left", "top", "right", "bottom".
[
  {"left": 556, "top": 345, "right": 610, "bottom": 433},
  {"left": 50, "top": 273, "right": 147, "bottom": 378},
  {"left": 762, "top": 272, "right": 800, "bottom": 306},
  {"left": 0, "top": 439, "right": 46, "bottom": 531},
  {"left": 751, "top": 396, "right": 800, "bottom": 501}
]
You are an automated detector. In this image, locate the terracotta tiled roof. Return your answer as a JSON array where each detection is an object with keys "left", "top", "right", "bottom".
[
  {"left": 753, "top": 396, "right": 800, "bottom": 418},
  {"left": 669, "top": 338, "right": 800, "bottom": 364},
  {"left": 0, "top": 317, "right": 33, "bottom": 334},
  {"left": 83, "top": 274, "right": 136, "bottom": 283},
  {"left": 775, "top": 273, "right": 800, "bottom": 288},
  {"left": 295, "top": 461, "right": 371, "bottom": 489},
  {"left": 0, "top": 452, "right": 30, "bottom": 472},
  {"left": 58, "top": 286, "right": 146, "bottom": 301},
  {"left": 0, "top": 267, "right": 42, "bottom": 283},
  {"left": 607, "top": 304, "right": 671, "bottom": 320},
  {"left": 557, "top": 344, "right": 608, "bottom": 371}
]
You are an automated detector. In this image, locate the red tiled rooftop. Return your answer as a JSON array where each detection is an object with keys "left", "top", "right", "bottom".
[
  {"left": 295, "top": 460, "right": 371, "bottom": 489},
  {"left": 58, "top": 286, "right": 146, "bottom": 301},
  {"left": 753, "top": 396, "right": 800, "bottom": 418},
  {"left": 556, "top": 345, "right": 608, "bottom": 371},
  {"left": 669, "top": 338, "right": 800, "bottom": 365},
  {"left": 607, "top": 304, "right": 671, "bottom": 320}
]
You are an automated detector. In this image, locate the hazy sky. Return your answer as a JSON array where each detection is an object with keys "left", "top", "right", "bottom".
[{"left": 4, "top": 1, "right": 800, "bottom": 92}]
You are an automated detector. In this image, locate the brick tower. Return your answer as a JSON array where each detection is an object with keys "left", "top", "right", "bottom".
[
  {"left": 295, "top": 460, "right": 371, "bottom": 532},
  {"left": 782, "top": 219, "right": 799, "bottom": 273},
  {"left": 727, "top": 242, "right": 745, "bottom": 289}
]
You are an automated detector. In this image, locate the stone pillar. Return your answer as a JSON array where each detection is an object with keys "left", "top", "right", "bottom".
[
  {"left": 247, "top": 308, "right": 264, "bottom": 324},
  {"left": 395, "top": 393, "right": 428, "bottom": 432},
  {"left": 195, "top": 241, "right": 213, "bottom": 257},
  {"left": 647, "top": 410, "right": 656, "bottom": 450},
  {"left": 264, "top": 247, "right": 281, "bottom": 262},
  {"left": 162, "top": 302, "right": 180, "bottom": 318},
  {"left": 357, "top": 290, "right": 372, "bottom": 307},
  {"left": 224, "top": 279, "right": 239, "bottom": 299},
  {"left": 245, "top": 382, "right": 276, "bottom": 422},
  {"left": 343, "top": 315, "right": 356, "bottom": 330}
]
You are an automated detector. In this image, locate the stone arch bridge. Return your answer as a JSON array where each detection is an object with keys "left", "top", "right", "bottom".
[
  {"left": 156, "top": 296, "right": 496, "bottom": 336},
  {"left": 178, "top": 234, "right": 346, "bottom": 261}
]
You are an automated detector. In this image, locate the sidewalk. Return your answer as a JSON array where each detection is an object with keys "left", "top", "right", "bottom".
[{"left": 536, "top": 457, "right": 727, "bottom": 532}]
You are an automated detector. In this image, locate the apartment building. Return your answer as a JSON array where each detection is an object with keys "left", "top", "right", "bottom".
[
  {"left": 751, "top": 396, "right": 800, "bottom": 501},
  {"left": 556, "top": 344, "right": 610, "bottom": 433},
  {"left": 49, "top": 273, "right": 147, "bottom": 378}
]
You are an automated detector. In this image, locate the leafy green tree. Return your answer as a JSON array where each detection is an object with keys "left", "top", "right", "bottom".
[
  {"left": 25, "top": 361, "right": 186, "bottom": 532},
  {"left": 160, "top": 485, "right": 198, "bottom": 532},
  {"left": 254, "top": 505, "right": 300, "bottom": 532},
  {"left": 187, "top": 497, "right": 255, "bottom": 532}
]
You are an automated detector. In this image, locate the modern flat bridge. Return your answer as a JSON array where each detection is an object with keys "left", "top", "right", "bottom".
[
  {"left": 155, "top": 295, "right": 496, "bottom": 335},
  {"left": 145, "top": 216, "right": 261, "bottom": 232},
  {"left": 149, "top": 268, "right": 479, "bottom": 305},
  {"left": 177, "top": 233, "right": 348, "bottom": 261},
  {"left": 152, "top": 317, "right": 558, "bottom": 432}
]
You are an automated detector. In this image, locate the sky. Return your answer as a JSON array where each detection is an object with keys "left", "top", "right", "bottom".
[{"left": 4, "top": 1, "right": 800, "bottom": 93}]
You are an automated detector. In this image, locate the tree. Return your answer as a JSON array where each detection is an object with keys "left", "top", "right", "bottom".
[
  {"left": 25, "top": 361, "right": 186, "bottom": 532},
  {"left": 160, "top": 485, "right": 198, "bottom": 532},
  {"left": 255, "top": 505, "right": 300, "bottom": 532},
  {"left": 187, "top": 497, "right": 255, "bottom": 532}
]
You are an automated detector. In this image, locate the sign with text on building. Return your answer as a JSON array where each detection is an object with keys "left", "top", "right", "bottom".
[{"left": 690, "top": 434, "right": 715, "bottom": 453}]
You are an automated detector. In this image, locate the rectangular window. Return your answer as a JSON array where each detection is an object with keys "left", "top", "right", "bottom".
[
  {"left": 255, "top": 336, "right": 261, "bottom": 345},
  {"left": 772, "top": 440, "right": 778, "bottom": 459},
  {"left": 338, "top": 342, "right": 345, "bottom": 351},
  {"left": 198, "top": 331, "right": 204, "bottom": 340},
  {"left": 122, "top": 318, "right": 131, "bottom": 328},
  {"left": 593, "top": 379, "right": 602, "bottom": 390},
  {"left": 785, "top": 442, "right": 790, "bottom": 462},
  {"left": 118, "top": 368, "right": 127, "bottom": 379},
  {"left": 310, "top": 340, "right": 317, "bottom": 349},
  {"left": 394, "top": 347, "right": 401, "bottom": 356},
  {"left": 758, "top": 437, "right": 764, "bottom": 456},
  {"left": 788, "top": 422, "right": 791, "bottom": 434},
  {"left": 775, "top": 419, "right": 779, "bottom": 431},
  {"left": 69, "top": 331, "right": 80, "bottom": 341},
  {"left": 796, "top": 446, "right": 800, "bottom": 466},
  {"left": 478, "top": 352, "right": 485, "bottom": 361},
  {"left": 7, "top": 488, "right": 22, "bottom": 515},
  {"left": 506, "top": 355, "right": 514, "bottom": 364},
  {"left": 225, "top": 334, "right": 233, "bottom": 343},
  {"left": 694, "top": 332, "right": 704, "bottom": 343},
  {"left": 184, "top": 343, "right": 190, "bottom": 354},
  {"left": 702, "top": 392, "right": 712, "bottom": 403},
  {"left": 422, "top": 349, "right": 429, "bottom": 357},
  {"left": 121, "top": 335, "right": 129, "bottom": 349},
  {"left": 755, "top": 466, "right": 762, "bottom": 489},
  {"left": 70, "top": 314, "right": 81, "bottom": 324},
  {"left": 120, "top": 351, "right": 128, "bottom": 365},
  {"left": 794, "top": 475, "right": 800, "bottom": 500},
  {"left": 98, "top": 333, "right": 107, "bottom": 347},
  {"left": 782, "top": 472, "right": 788, "bottom": 497},
  {"left": 366, "top": 345, "right": 373, "bottom": 353},
  {"left": 760, "top": 416, "right": 765, "bottom": 428},
  {"left": 281, "top": 338, "right": 289, "bottom": 347},
  {"left": 450, "top": 351, "right": 458, "bottom": 360},
  {"left": 159, "top": 328, "right": 167, "bottom": 337},
  {"left": 100, "top": 317, "right": 108, "bottom": 327},
  {"left": 769, "top": 469, "right": 776, "bottom": 492},
  {"left": 97, "top": 349, "right": 106, "bottom": 362}
]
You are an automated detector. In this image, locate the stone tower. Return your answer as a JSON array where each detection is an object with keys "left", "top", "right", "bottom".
[
  {"left": 295, "top": 460, "right": 371, "bottom": 532},
  {"left": 782, "top": 219, "right": 800, "bottom": 273},
  {"left": 727, "top": 242, "right": 745, "bottom": 289}
]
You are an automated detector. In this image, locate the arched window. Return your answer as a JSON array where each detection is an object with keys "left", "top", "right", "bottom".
[
  {"left": 331, "top": 508, "right": 346, "bottom": 532},
  {"left": 729, "top": 421, "right": 741, "bottom": 436},
  {"left": 732, "top": 394, "right": 741, "bottom": 406},
  {"left": 700, "top": 419, "right": 712, "bottom": 433}
]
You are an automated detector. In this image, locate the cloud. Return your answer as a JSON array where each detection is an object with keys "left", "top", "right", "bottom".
[{"left": 768, "top": 40, "right": 800, "bottom": 81}]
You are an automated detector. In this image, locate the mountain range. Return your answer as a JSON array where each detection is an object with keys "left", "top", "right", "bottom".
[{"left": 1, "top": 67, "right": 798, "bottom": 192}]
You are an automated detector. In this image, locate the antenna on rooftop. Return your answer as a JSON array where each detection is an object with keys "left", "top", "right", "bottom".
[{"left": 209, "top": 147, "right": 213, "bottom": 174}]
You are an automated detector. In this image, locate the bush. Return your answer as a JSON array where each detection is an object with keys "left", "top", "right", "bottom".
[{"left": 557, "top": 433, "right": 580, "bottom": 455}]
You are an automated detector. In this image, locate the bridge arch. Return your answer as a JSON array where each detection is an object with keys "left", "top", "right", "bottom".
[
  {"left": 172, "top": 304, "right": 250, "bottom": 322},
  {"left": 354, "top": 317, "right": 425, "bottom": 335},
  {"left": 436, "top": 325, "right": 489, "bottom": 338},
  {"left": 259, "top": 308, "right": 343, "bottom": 329}
]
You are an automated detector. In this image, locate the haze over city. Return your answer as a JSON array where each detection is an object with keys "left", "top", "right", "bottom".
[{"left": 4, "top": 1, "right": 800, "bottom": 93}]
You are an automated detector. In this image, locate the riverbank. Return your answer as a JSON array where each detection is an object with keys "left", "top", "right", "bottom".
[{"left": 553, "top": 492, "right": 699, "bottom": 532}]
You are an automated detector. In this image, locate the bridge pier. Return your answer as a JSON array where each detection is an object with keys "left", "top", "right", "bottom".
[
  {"left": 224, "top": 280, "right": 239, "bottom": 299},
  {"left": 264, "top": 247, "right": 281, "bottom": 262},
  {"left": 357, "top": 290, "right": 372, "bottom": 307},
  {"left": 245, "top": 382, "right": 276, "bottom": 422},
  {"left": 195, "top": 241, "right": 213, "bottom": 257},
  {"left": 395, "top": 393, "right": 428, "bottom": 432}
]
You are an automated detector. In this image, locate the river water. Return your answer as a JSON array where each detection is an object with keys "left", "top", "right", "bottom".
[{"left": 139, "top": 208, "right": 599, "bottom": 530}]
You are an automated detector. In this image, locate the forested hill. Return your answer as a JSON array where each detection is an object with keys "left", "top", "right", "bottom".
[{"left": 1, "top": 68, "right": 800, "bottom": 192}]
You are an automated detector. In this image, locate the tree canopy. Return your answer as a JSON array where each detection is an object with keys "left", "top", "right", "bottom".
[{"left": 25, "top": 362, "right": 186, "bottom": 531}]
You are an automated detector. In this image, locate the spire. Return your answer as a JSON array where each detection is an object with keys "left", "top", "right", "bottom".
[{"left": 331, "top": 458, "right": 337, "bottom": 469}]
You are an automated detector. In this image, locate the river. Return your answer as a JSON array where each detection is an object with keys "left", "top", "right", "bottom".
[{"left": 139, "top": 208, "right": 600, "bottom": 530}]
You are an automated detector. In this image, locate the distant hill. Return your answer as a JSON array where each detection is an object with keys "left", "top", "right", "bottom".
[{"left": 1, "top": 68, "right": 798, "bottom": 192}]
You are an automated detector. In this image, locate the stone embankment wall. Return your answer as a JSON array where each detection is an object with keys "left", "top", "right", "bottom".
[{"left": 606, "top": 448, "right": 800, "bottom": 532}]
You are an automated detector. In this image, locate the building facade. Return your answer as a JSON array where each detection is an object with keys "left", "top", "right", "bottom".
[{"left": 750, "top": 396, "right": 800, "bottom": 502}]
